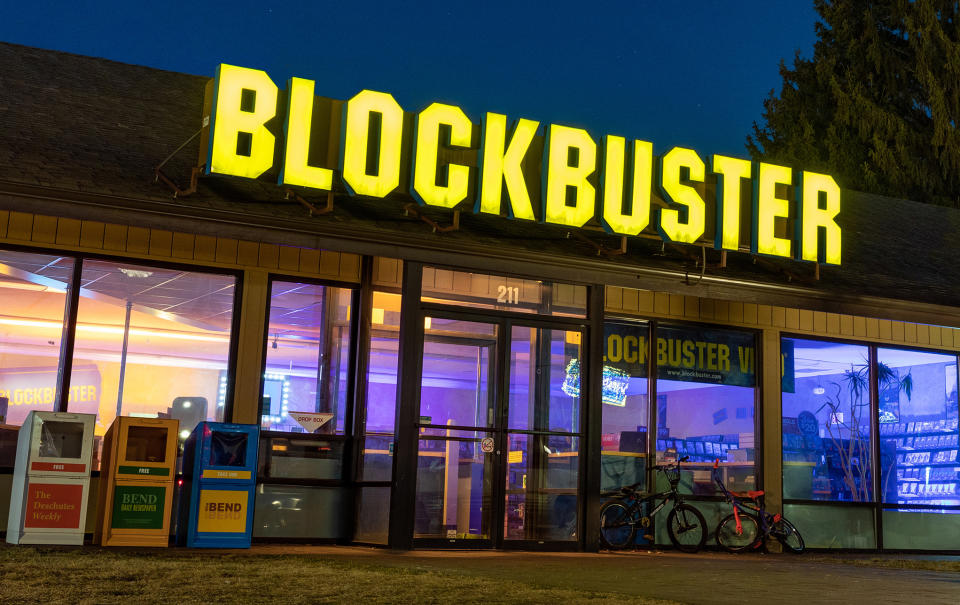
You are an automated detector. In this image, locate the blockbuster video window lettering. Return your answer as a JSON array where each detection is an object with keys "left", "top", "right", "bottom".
[{"left": 203, "top": 64, "right": 842, "bottom": 266}]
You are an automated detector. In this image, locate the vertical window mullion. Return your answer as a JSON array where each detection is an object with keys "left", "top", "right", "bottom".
[
  {"left": 54, "top": 257, "right": 82, "bottom": 413},
  {"left": 868, "top": 344, "right": 883, "bottom": 549},
  {"left": 647, "top": 320, "right": 658, "bottom": 487}
]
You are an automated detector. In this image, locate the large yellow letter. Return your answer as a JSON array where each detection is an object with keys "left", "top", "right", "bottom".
[
  {"left": 341, "top": 90, "right": 404, "bottom": 198},
  {"left": 542, "top": 124, "right": 596, "bottom": 227},
  {"left": 280, "top": 77, "right": 333, "bottom": 190},
  {"left": 659, "top": 147, "right": 706, "bottom": 243},
  {"left": 601, "top": 136, "right": 652, "bottom": 235},
  {"left": 412, "top": 103, "right": 473, "bottom": 208},
  {"left": 476, "top": 113, "right": 539, "bottom": 220},
  {"left": 797, "top": 171, "right": 842, "bottom": 265},
  {"left": 753, "top": 162, "right": 793, "bottom": 258},
  {"left": 208, "top": 64, "right": 278, "bottom": 179},
  {"left": 712, "top": 155, "right": 751, "bottom": 250}
]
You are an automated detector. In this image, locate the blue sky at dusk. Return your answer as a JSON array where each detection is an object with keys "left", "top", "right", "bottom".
[{"left": 0, "top": 1, "right": 818, "bottom": 157}]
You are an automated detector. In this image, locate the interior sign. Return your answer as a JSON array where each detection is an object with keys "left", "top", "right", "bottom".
[{"left": 202, "top": 64, "right": 842, "bottom": 266}]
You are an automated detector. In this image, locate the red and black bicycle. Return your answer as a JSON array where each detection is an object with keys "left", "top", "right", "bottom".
[{"left": 712, "top": 460, "right": 805, "bottom": 554}]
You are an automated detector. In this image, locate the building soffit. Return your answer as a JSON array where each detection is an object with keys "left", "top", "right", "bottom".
[{"left": 1, "top": 182, "right": 959, "bottom": 331}]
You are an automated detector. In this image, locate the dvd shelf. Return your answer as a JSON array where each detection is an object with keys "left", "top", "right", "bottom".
[
  {"left": 881, "top": 419, "right": 960, "bottom": 506},
  {"left": 655, "top": 433, "right": 753, "bottom": 464}
]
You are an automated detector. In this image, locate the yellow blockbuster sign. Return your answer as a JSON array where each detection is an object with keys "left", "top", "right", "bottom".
[{"left": 202, "top": 64, "right": 842, "bottom": 265}]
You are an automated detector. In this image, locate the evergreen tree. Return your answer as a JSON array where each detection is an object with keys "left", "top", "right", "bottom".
[{"left": 748, "top": 1, "right": 960, "bottom": 207}]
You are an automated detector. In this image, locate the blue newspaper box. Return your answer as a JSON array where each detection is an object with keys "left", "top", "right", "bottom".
[{"left": 177, "top": 422, "right": 258, "bottom": 548}]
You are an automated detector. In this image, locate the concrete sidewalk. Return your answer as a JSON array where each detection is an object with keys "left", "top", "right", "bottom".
[{"left": 219, "top": 545, "right": 960, "bottom": 604}]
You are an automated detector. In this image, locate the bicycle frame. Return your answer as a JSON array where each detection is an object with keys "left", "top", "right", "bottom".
[
  {"left": 600, "top": 456, "right": 708, "bottom": 552},
  {"left": 613, "top": 458, "right": 690, "bottom": 531},
  {"left": 712, "top": 461, "right": 779, "bottom": 544}
]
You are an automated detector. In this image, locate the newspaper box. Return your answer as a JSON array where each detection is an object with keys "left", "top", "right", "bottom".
[
  {"left": 95, "top": 416, "right": 178, "bottom": 547},
  {"left": 6, "top": 411, "right": 96, "bottom": 544},
  {"left": 177, "top": 422, "right": 259, "bottom": 548}
]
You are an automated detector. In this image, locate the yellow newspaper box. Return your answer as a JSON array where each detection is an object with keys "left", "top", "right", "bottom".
[{"left": 95, "top": 417, "right": 179, "bottom": 547}]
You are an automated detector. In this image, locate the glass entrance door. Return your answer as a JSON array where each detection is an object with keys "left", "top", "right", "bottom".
[
  {"left": 504, "top": 325, "right": 582, "bottom": 544},
  {"left": 413, "top": 315, "right": 584, "bottom": 547},
  {"left": 414, "top": 317, "right": 498, "bottom": 542}
]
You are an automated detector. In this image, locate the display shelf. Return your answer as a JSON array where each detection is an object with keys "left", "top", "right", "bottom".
[
  {"left": 654, "top": 435, "right": 753, "bottom": 465},
  {"left": 784, "top": 411, "right": 960, "bottom": 504},
  {"left": 882, "top": 420, "right": 959, "bottom": 506}
]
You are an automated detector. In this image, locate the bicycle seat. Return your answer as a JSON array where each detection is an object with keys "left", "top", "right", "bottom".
[{"left": 731, "top": 490, "right": 764, "bottom": 500}]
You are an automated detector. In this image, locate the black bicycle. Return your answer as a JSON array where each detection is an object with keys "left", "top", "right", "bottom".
[
  {"left": 712, "top": 460, "right": 804, "bottom": 554},
  {"left": 599, "top": 456, "right": 707, "bottom": 552}
]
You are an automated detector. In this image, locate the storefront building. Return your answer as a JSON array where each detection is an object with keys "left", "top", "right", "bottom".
[{"left": 0, "top": 42, "right": 958, "bottom": 551}]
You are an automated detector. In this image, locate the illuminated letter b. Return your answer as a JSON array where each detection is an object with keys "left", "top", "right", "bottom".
[{"left": 207, "top": 64, "right": 278, "bottom": 179}]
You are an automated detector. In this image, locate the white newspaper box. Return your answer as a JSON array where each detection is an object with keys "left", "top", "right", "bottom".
[{"left": 6, "top": 411, "right": 96, "bottom": 544}]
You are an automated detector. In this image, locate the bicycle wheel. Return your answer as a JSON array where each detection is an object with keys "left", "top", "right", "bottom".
[
  {"left": 716, "top": 512, "right": 760, "bottom": 553},
  {"left": 772, "top": 516, "right": 805, "bottom": 554},
  {"left": 599, "top": 500, "right": 636, "bottom": 549},
  {"left": 666, "top": 503, "right": 707, "bottom": 553}
]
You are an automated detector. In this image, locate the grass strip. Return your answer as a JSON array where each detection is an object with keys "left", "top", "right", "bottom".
[{"left": 0, "top": 547, "right": 681, "bottom": 605}]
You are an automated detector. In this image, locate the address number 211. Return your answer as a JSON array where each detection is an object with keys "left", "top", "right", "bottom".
[{"left": 496, "top": 285, "right": 520, "bottom": 304}]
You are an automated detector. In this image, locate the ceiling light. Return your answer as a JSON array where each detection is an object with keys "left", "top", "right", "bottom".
[
  {"left": 119, "top": 268, "right": 153, "bottom": 278},
  {"left": 0, "top": 281, "right": 66, "bottom": 294},
  {"left": 0, "top": 317, "right": 229, "bottom": 343}
]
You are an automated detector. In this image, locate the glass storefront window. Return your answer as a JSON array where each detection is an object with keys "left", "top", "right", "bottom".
[
  {"left": 876, "top": 347, "right": 959, "bottom": 508},
  {"left": 782, "top": 338, "right": 874, "bottom": 502},
  {"left": 360, "top": 291, "right": 401, "bottom": 482},
  {"left": 508, "top": 326, "right": 581, "bottom": 433},
  {"left": 365, "top": 291, "right": 401, "bottom": 435},
  {"left": 421, "top": 267, "right": 586, "bottom": 318},
  {"left": 882, "top": 509, "right": 960, "bottom": 550},
  {"left": 67, "top": 259, "right": 236, "bottom": 467},
  {"left": 784, "top": 503, "right": 877, "bottom": 549},
  {"left": 257, "top": 433, "right": 344, "bottom": 480},
  {"left": 252, "top": 484, "right": 346, "bottom": 539},
  {"left": 355, "top": 486, "right": 392, "bottom": 544},
  {"left": 0, "top": 250, "right": 74, "bottom": 429},
  {"left": 261, "top": 281, "right": 353, "bottom": 434},
  {"left": 600, "top": 321, "right": 649, "bottom": 492},
  {"left": 655, "top": 325, "right": 758, "bottom": 495}
]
